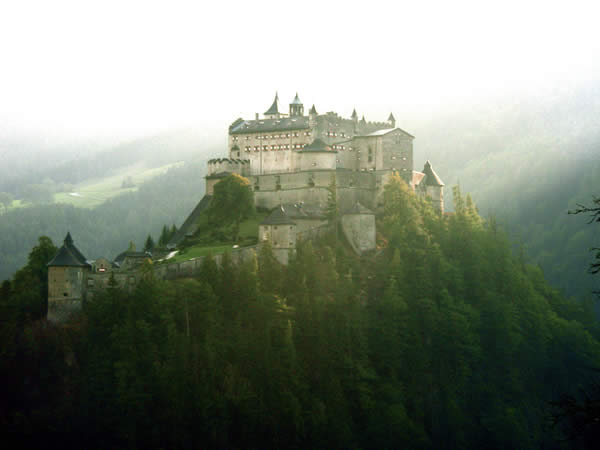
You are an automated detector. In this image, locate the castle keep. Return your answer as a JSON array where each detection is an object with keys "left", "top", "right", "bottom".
[{"left": 47, "top": 93, "right": 444, "bottom": 320}]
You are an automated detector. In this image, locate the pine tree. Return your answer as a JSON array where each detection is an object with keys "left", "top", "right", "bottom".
[{"left": 143, "top": 234, "right": 155, "bottom": 253}]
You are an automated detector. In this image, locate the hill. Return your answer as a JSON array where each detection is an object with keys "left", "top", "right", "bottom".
[{"left": 1, "top": 177, "right": 599, "bottom": 448}]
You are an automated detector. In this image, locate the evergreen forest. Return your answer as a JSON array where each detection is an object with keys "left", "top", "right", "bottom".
[{"left": 2, "top": 175, "right": 599, "bottom": 449}]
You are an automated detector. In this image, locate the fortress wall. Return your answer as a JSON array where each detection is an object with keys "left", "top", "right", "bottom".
[
  {"left": 297, "top": 152, "right": 337, "bottom": 172},
  {"left": 381, "top": 131, "right": 413, "bottom": 174},
  {"left": 48, "top": 266, "right": 86, "bottom": 302},
  {"left": 250, "top": 170, "right": 377, "bottom": 209},
  {"left": 314, "top": 115, "right": 357, "bottom": 145},
  {"left": 341, "top": 213, "right": 376, "bottom": 254}
]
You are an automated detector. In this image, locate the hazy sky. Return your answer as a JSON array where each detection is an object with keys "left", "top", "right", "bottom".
[{"left": 1, "top": 0, "right": 599, "bottom": 141}]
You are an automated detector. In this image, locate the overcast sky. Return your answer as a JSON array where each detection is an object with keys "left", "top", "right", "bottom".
[{"left": 1, "top": 0, "right": 599, "bottom": 141}]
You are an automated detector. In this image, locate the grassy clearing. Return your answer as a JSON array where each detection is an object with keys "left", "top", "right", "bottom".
[
  {"left": 53, "top": 161, "right": 184, "bottom": 208},
  {"left": 167, "top": 245, "right": 234, "bottom": 263},
  {"left": 166, "top": 211, "right": 268, "bottom": 263}
]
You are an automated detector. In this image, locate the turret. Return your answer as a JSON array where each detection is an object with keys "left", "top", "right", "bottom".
[
  {"left": 421, "top": 160, "right": 445, "bottom": 213},
  {"left": 388, "top": 112, "right": 395, "bottom": 128},
  {"left": 351, "top": 108, "right": 358, "bottom": 123},
  {"left": 264, "top": 92, "right": 281, "bottom": 119},
  {"left": 289, "top": 92, "right": 304, "bottom": 117}
]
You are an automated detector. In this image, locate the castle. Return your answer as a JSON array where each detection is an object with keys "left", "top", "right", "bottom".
[
  {"left": 46, "top": 93, "right": 444, "bottom": 321},
  {"left": 171, "top": 92, "right": 444, "bottom": 261}
]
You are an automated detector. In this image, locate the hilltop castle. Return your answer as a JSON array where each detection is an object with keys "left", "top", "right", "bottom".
[
  {"left": 47, "top": 93, "right": 444, "bottom": 321},
  {"left": 171, "top": 92, "right": 444, "bottom": 260}
]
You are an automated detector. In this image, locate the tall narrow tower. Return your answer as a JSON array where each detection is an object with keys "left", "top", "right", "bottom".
[{"left": 289, "top": 92, "right": 304, "bottom": 117}]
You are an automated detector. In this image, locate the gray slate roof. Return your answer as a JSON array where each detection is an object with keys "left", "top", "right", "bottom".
[
  {"left": 229, "top": 116, "right": 310, "bottom": 134},
  {"left": 264, "top": 93, "right": 280, "bottom": 115},
  {"left": 168, "top": 194, "right": 214, "bottom": 246},
  {"left": 47, "top": 232, "right": 90, "bottom": 267},
  {"left": 298, "top": 138, "right": 336, "bottom": 153},
  {"left": 422, "top": 161, "right": 445, "bottom": 186},
  {"left": 261, "top": 205, "right": 296, "bottom": 225},
  {"left": 290, "top": 93, "right": 302, "bottom": 105}
]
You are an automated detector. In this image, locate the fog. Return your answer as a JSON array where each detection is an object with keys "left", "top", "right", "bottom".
[{"left": 1, "top": 0, "right": 599, "bottom": 146}]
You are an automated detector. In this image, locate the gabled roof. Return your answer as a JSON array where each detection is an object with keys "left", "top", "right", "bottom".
[
  {"left": 229, "top": 116, "right": 310, "bottom": 134},
  {"left": 422, "top": 161, "right": 444, "bottom": 186},
  {"left": 290, "top": 93, "right": 302, "bottom": 105},
  {"left": 356, "top": 127, "right": 415, "bottom": 139},
  {"left": 412, "top": 171, "right": 425, "bottom": 186},
  {"left": 264, "top": 92, "right": 280, "bottom": 115},
  {"left": 47, "top": 232, "right": 90, "bottom": 267},
  {"left": 261, "top": 205, "right": 296, "bottom": 225},
  {"left": 298, "top": 138, "right": 336, "bottom": 153}
]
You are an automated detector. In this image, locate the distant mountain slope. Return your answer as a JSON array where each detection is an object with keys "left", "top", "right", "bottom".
[
  {"left": 0, "top": 128, "right": 221, "bottom": 197},
  {"left": 411, "top": 82, "right": 600, "bottom": 299},
  {"left": 0, "top": 159, "right": 206, "bottom": 282}
]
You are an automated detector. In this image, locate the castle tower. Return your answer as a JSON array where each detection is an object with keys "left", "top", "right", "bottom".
[
  {"left": 47, "top": 232, "right": 91, "bottom": 322},
  {"left": 264, "top": 92, "right": 281, "bottom": 119},
  {"left": 289, "top": 92, "right": 304, "bottom": 117},
  {"left": 351, "top": 108, "right": 358, "bottom": 123},
  {"left": 420, "top": 160, "right": 445, "bottom": 213},
  {"left": 388, "top": 112, "right": 395, "bottom": 128}
]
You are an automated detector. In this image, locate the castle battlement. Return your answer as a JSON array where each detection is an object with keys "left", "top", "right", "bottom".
[{"left": 207, "top": 158, "right": 250, "bottom": 177}]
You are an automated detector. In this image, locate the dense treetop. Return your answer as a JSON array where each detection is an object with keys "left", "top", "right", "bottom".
[{"left": 1, "top": 175, "right": 599, "bottom": 448}]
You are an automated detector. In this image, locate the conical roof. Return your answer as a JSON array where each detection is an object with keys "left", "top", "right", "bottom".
[
  {"left": 360, "top": 115, "right": 366, "bottom": 123},
  {"left": 351, "top": 108, "right": 358, "bottom": 119},
  {"left": 290, "top": 92, "right": 302, "bottom": 105},
  {"left": 388, "top": 112, "right": 395, "bottom": 121},
  {"left": 309, "top": 104, "right": 317, "bottom": 114},
  {"left": 422, "top": 161, "right": 445, "bottom": 186},
  {"left": 47, "top": 232, "right": 90, "bottom": 267},
  {"left": 261, "top": 205, "right": 296, "bottom": 225},
  {"left": 264, "top": 92, "right": 280, "bottom": 115}
]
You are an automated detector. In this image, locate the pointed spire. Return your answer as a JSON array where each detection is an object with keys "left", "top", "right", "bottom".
[
  {"left": 264, "top": 92, "right": 280, "bottom": 116},
  {"left": 388, "top": 112, "right": 395, "bottom": 122},
  {"left": 423, "top": 161, "right": 445, "bottom": 186},
  {"left": 360, "top": 115, "right": 366, "bottom": 124},
  {"left": 64, "top": 232, "right": 73, "bottom": 246},
  {"left": 351, "top": 108, "right": 358, "bottom": 119},
  {"left": 291, "top": 92, "right": 302, "bottom": 105},
  {"left": 309, "top": 104, "right": 317, "bottom": 115}
]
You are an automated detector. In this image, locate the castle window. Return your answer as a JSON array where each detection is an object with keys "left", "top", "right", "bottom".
[{"left": 274, "top": 226, "right": 278, "bottom": 230}]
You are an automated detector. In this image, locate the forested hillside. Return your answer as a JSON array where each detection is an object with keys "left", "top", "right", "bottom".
[
  {"left": 0, "top": 160, "right": 206, "bottom": 281},
  {"left": 1, "top": 176, "right": 599, "bottom": 448},
  {"left": 413, "top": 83, "right": 600, "bottom": 299}
]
